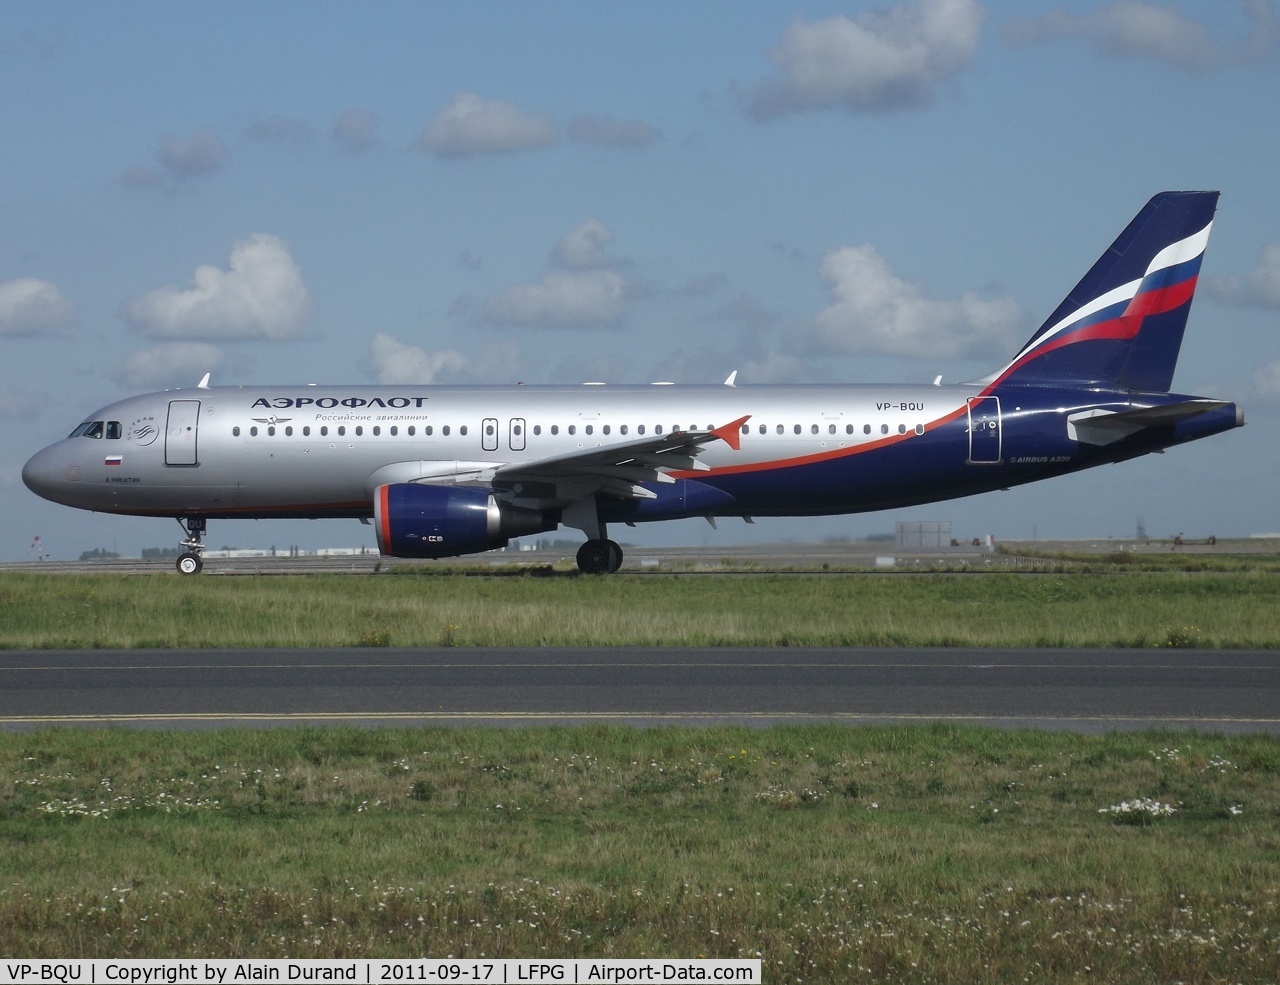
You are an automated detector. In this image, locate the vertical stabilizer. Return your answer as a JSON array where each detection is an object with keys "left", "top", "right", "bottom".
[{"left": 985, "top": 191, "right": 1218, "bottom": 392}]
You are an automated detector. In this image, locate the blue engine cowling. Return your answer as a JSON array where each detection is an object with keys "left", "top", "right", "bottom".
[{"left": 374, "top": 484, "right": 553, "bottom": 559}]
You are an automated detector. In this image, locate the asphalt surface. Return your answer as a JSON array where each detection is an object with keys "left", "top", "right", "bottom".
[{"left": 1, "top": 647, "right": 1277, "bottom": 733}]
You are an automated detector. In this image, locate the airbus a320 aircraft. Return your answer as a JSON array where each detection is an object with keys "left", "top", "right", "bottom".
[{"left": 24, "top": 191, "right": 1243, "bottom": 574}]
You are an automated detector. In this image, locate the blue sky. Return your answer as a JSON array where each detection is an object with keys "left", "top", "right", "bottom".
[{"left": 4, "top": 0, "right": 1279, "bottom": 559}]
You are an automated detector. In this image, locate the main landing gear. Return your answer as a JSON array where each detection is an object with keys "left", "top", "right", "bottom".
[
  {"left": 175, "top": 516, "right": 206, "bottom": 575},
  {"left": 576, "top": 538, "right": 623, "bottom": 575}
]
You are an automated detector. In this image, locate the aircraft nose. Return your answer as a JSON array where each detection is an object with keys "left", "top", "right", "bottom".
[{"left": 22, "top": 445, "right": 60, "bottom": 500}]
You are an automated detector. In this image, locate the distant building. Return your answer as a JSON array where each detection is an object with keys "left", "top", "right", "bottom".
[{"left": 895, "top": 522, "right": 950, "bottom": 550}]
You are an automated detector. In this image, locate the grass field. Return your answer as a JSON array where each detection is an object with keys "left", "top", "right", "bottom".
[
  {"left": 1, "top": 569, "right": 1279, "bottom": 648},
  {"left": 2, "top": 725, "right": 1278, "bottom": 981}
]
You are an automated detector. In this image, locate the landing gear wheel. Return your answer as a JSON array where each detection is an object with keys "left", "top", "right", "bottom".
[
  {"left": 577, "top": 539, "right": 623, "bottom": 575},
  {"left": 176, "top": 552, "right": 203, "bottom": 575}
]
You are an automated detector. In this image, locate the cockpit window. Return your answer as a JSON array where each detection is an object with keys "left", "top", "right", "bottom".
[
  {"left": 70, "top": 421, "right": 104, "bottom": 438},
  {"left": 106, "top": 421, "right": 122, "bottom": 439}
]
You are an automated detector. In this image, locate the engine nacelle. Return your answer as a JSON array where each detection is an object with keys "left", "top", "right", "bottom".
[{"left": 374, "top": 483, "right": 553, "bottom": 559}]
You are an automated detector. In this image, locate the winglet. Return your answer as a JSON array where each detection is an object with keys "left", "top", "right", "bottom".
[
  {"left": 724, "top": 370, "right": 738, "bottom": 387},
  {"left": 710, "top": 414, "right": 751, "bottom": 451},
  {"left": 197, "top": 373, "right": 211, "bottom": 389}
]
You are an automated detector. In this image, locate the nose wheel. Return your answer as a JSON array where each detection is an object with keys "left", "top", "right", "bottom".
[
  {"left": 175, "top": 517, "right": 207, "bottom": 575},
  {"left": 576, "top": 538, "right": 623, "bottom": 575}
]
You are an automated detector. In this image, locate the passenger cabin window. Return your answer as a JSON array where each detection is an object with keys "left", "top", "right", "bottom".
[
  {"left": 864, "top": 425, "right": 872, "bottom": 435},
  {"left": 233, "top": 426, "right": 241, "bottom": 437},
  {"left": 655, "top": 425, "right": 663, "bottom": 434},
  {"left": 533, "top": 425, "right": 541, "bottom": 436},
  {"left": 460, "top": 425, "right": 468, "bottom": 436},
  {"left": 585, "top": 425, "right": 594, "bottom": 435},
  {"left": 568, "top": 425, "right": 576, "bottom": 435},
  {"left": 285, "top": 426, "right": 293, "bottom": 436},
  {"left": 425, "top": 426, "right": 433, "bottom": 436},
  {"left": 372, "top": 426, "right": 380, "bottom": 436},
  {"left": 759, "top": 424, "right": 766, "bottom": 434},
  {"left": 442, "top": 426, "right": 450, "bottom": 436},
  {"left": 303, "top": 426, "right": 311, "bottom": 436},
  {"left": 251, "top": 426, "right": 259, "bottom": 437},
  {"left": 390, "top": 426, "right": 397, "bottom": 436},
  {"left": 408, "top": 426, "right": 415, "bottom": 436},
  {"left": 321, "top": 426, "right": 329, "bottom": 437},
  {"left": 846, "top": 424, "right": 854, "bottom": 434},
  {"left": 338, "top": 426, "right": 346, "bottom": 436},
  {"left": 637, "top": 425, "right": 645, "bottom": 435},
  {"left": 550, "top": 425, "right": 559, "bottom": 435}
]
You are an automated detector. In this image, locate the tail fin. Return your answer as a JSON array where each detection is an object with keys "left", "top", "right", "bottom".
[{"left": 985, "top": 191, "right": 1218, "bottom": 392}]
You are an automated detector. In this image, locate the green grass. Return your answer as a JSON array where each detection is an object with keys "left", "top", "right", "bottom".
[
  {"left": 2, "top": 725, "right": 1279, "bottom": 981},
  {"left": 2, "top": 570, "right": 1280, "bottom": 648}
]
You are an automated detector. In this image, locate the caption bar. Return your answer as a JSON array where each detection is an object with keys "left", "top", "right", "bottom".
[{"left": 2, "top": 959, "right": 761, "bottom": 984}]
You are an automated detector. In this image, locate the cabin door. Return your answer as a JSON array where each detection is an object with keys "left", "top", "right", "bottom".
[
  {"left": 966, "top": 396, "right": 1001, "bottom": 464},
  {"left": 165, "top": 399, "right": 201, "bottom": 466}
]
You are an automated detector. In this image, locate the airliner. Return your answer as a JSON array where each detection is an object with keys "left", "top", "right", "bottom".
[{"left": 23, "top": 191, "right": 1243, "bottom": 574}]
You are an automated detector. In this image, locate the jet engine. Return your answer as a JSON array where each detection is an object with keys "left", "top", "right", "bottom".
[{"left": 374, "top": 483, "right": 554, "bottom": 559}]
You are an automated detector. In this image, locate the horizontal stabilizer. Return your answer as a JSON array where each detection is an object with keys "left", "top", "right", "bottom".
[{"left": 1067, "top": 400, "right": 1230, "bottom": 446}]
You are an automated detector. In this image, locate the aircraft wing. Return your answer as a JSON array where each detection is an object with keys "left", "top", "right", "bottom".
[
  {"left": 1067, "top": 400, "right": 1231, "bottom": 446},
  {"left": 490, "top": 415, "right": 750, "bottom": 507}
]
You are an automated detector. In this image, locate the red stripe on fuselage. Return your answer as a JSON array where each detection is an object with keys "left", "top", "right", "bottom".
[{"left": 672, "top": 402, "right": 971, "bottom": 479}]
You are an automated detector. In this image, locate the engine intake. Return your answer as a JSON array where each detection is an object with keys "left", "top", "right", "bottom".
[{"left": 374, "top": 484, "right": 553, "bottom": 559}]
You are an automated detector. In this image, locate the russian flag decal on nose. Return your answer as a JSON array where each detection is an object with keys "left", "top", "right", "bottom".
[{"left": 105, "top": 455, "right": 123, "bottom": 466}]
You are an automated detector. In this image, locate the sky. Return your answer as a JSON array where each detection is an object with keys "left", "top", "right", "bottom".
[{"left": 3, "top": 0, "right": 1279, "bottom": 560}]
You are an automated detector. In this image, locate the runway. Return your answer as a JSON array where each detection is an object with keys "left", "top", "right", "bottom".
[{"left": 1, "top": 647, "right": 1278, "bottom": 732}]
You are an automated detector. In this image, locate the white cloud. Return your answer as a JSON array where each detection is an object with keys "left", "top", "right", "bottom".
[
  {"left": 366, "top": 332, "right": 467, "bottom": 385},
  {"left": 567, "top": 115, "right": 660, "bottom": 147},
  {"left": 797, "top": 244, "right": 1025, "bottom": 360},
  {"left": 113, "top": 343, "right": 225, "bottom": 390},
  {"left": 121, "top": 234, "right": 314, "bottom": 342},
  {"left": 1254, "top": 360, "right": 1280, "bottom": 399},
  {"left": 552, "top": 219, "right": 618, "bottom": 270},
  {"left": 1207, "top": 243, "right": 1280, "bottom": 307},
  {"left": 157, "top": 128, "right": 227, "bottom": 179},
  {"left": 483, "top": 269, "right": 627, "bottom": 328},
  {"left": 1004, "top": 1, "right": 1277, "bottom": 71},
  {"left": 332, "top": 108, "right": 379, "bottom": 151},
  {"left": 0, "top": 277, "right": 76, "bottom": 336},
  {"left": 419, "top": 92, "right": 557, "bottom": 158},
  {"left": 749, "top": 0, "right": 987, "bottom": 118},
  {"left": 478, "top": 220, "right": 629, "bottom": 328}
]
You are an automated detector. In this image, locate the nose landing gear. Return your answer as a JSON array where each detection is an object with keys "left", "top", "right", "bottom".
[{"left": 175, "top": 517, "right": 207, "bottom": 575}]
